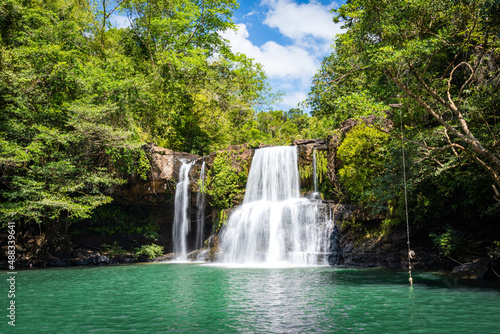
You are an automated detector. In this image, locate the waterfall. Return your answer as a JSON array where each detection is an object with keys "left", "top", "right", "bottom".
[
  {"left": 195, "top": 160, "right": 206, "bottom": 250},
  {"left": 219, "top": 146, "right": 331, "bottom": 266},
  {"left": 173, "top": 160, "right": 194, "bottom": 260},
  {"left": 313, "top": 148, "right": 317, "bottom": 192}
]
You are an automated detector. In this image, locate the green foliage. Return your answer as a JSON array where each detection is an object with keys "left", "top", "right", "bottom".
[
  {"left": 300, "top": 116, "right": 336, "bottom": 140},
  {"left": 0, "top": 0, "right": 148, "bottom": 230},
  {"left": 309, "top": 0, "right": 500, "bottom": 194},
  {"left": 135, "top": 243, "right": 164, "bottom": 259},
  {"left": 299, "top": 149, "right": 331, "bottom": 195},
  {"left": 79, "top": 204, "right": 157, "bottom": 237},
  {"left": 299, "top": 164, "right": 313, "bottom": 182},
  {"left": 103, "top": 0, "right": 274, "bottom": 154},
  {"left": 315, "top": 150, "right": 329, "bottom": 187},
  {"left": 489, "top": 241, "right": 500, "bottom": 255},
  {"left": 337, "top": 123, "right": 390, "bottom": 205},
  {"left": 308, "top": 0, "right": 500, "bottom": 244},
  {"left": 143, "top": 231, "right": 160, "bottom": 242},
  {"left": 214, "top": 209, "right": 229, "bottom": 233},
  {"left": 380, "top": 218, "right": 399, "bottom": 234},
  {"left": 101, "top": 241, "right": 126, "bottom": 257},
  {"left": 206, "top": 151, "right": 249, "bottom": 209},
  {"left": 106, "top": 147, "right": 151, "bottom": 180},
  {"left": 236, "top": 108, "right": 311, "bottom": 146},
  {"left": 430, "top": 226, "right": 460, "bottom": 257}
]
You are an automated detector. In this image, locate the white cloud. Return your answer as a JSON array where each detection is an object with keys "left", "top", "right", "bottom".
[
  {"left": 281, "top": 90, "right": 308, "bottom": 108},
  {"left": 221, "top": 24, "right": 318, "bottom": 82},
  {"left": 243, "top": 10, "right": 258, "bottom": 18},
  {"left": 110, "top": 15, "right": 131, "bottom": 29},
  {"left": 262, "top": 0, "right": 342, "bottom": 42}
]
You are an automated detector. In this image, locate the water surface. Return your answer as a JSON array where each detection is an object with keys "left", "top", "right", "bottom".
[{"left": 2, "top": 264, "right": 499, "bottom": 333}]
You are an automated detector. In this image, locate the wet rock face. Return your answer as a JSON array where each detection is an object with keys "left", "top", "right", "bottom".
[
  {"left": 147, "top": 144, "right": 200, "bottom": 195},
  {"left": 328, "top": 225, "right": 343, "bottom": 265},
  {"left": 149, "top": 145, "right": 176, "bottom": 181},
  {"left": 293, "top": 139, "right": 328, "bottom": 165},
  {"left": 292, "top": 139, "right": 330, "bottom": 191},
  {"left": 332, "top": 206, "right": 443, "bottom": 269}
]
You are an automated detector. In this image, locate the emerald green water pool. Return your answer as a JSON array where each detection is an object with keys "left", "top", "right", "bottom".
[{"left": 2, "top": 263, "right": 500, "bottom": 333}]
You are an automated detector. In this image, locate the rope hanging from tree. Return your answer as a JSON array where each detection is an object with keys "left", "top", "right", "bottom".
[{"left": 400, "top": 110, "right": 414, "bottom": 287}]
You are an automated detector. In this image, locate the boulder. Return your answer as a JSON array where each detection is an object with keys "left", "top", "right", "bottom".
[
  {"left": 94, "top": 254, "right": 110, "bottom": 264},
  {"left": 74, "top": 253, "right": 110, "bottom": 266},
  {"left": 449, "top": 258, "right": 490, "bottom": 279}
]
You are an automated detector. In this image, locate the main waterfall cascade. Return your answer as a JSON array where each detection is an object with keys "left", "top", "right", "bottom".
[
  {"left": 173, "top": 160, "right": 194, "bottom": 260},
  {"left": 219, "top": 146, "right": 333, "bottom": 265}
]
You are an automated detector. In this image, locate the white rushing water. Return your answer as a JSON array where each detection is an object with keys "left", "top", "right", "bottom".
[
  {"left": 173, "top": 160, "right": 194, "bottom": 260},
  {"left": 219, "top": 146, "right": 331, "bottom": 266},
  {"left": 313, "top": 148, "right": 317, "bottom": 192},
  {"left": 195, "top": 160, "right": 206, "bottom": 250}
]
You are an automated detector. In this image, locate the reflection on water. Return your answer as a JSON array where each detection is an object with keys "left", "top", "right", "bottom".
[{"left": 3, "top": 264, "right": 500, "bottom": 333}]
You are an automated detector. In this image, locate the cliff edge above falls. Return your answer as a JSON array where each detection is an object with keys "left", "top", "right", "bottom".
[{"left": 117, "top": 139, "right": 336, "bottom": 204}]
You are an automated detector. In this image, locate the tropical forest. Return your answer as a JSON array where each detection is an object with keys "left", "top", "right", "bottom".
[{"left": 1, "top": 0, "right": 499, "bottom": 332}]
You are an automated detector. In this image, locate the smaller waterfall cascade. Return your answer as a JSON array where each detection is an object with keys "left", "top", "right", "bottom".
[
  {"left": 195, "top": 160, "right": 206, "bottom": 250},
  {"left": 173, "top": 160, "right": 194, "bottom": 260},
  {"left": 219, "top": 146, "right": 332, "bottom": 266},
  {"left": 313, "top": 148, "right": 317, "bottom": 192}
]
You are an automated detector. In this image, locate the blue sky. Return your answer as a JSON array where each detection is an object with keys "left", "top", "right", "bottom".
[{"left": 222, "top": 0, "right": 346, "bottom": 111}]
